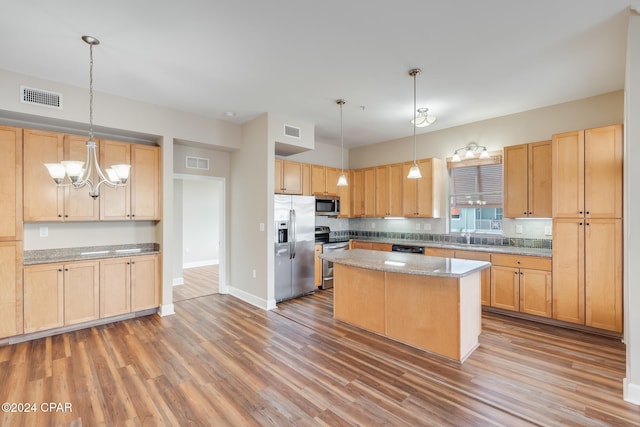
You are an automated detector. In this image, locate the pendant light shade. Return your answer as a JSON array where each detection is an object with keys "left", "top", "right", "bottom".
[
  {"left": 336, "top": 99, "right": 348, "bottom": 186},
  {"left": 407, "top": 68, "right": 422, "bottom": 179}
]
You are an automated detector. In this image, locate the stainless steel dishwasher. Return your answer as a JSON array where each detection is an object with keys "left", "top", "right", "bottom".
[{"left": 321, "top": 241, "right": 349, "bottom": 289}]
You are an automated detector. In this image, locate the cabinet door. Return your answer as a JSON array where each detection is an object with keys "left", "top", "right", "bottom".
[
  {"left": 387, "top": 163, "right": 404, "bottom": 217},
  {"left": 0, "top": 126, "right": 22, "bottom": 241},
  {"left": 350, "top": 241, "right": 372, "bottom": 250},
  {"left": 425, "top": 247, "right": 455, "bottom": 257},
  {"left": 64, "top": 134, "right": 100, "bottom": 221},
  {"left": 503, "top": 144, "right": 529, "bottom": 218},
  {"left": 131, "top": 255, "right": 159, "bottom": 311},
  {"left": 337, "top": 170, "right": 352, "bottom": 217},
  {"left": 416, "top": 158, "right": 441, "bottom": 218},
  {"left": 302, "top": 163, "right": 312, "bottom": 196},
  {"left": 24, "top": 264, "right": 64, "bottom": 333},
  {"left": 325, "top": 167, "right": 339, "bottom": 196},
  {"left": 528, "top": 140, "right": 552, "bottom": 217},
  {"left": 23, "top": 129, "right": 65, "bottom": 221},
  {"left": 274, "top": 159, "right": 283, "bottom": 193},
  {"left": 0, "top": 241, "right": 22, "bottom": 338},
  {"left": 64, "top": 261, "right": 100, "bottom": 325},
  {"left": 552, "top": 218, "right": 585, "bottom": 324},
  {"left": 100, "top": 139, "right": 132, "bottom": 220},
  {"left": 585, "top": 219, "right": 622, "bottom": 332},
  {"left": 552, "top": 130, "right": 584, "bottom": 218},
  {"left": 363, "top": 168, "right": 376, "bottom": 217},
  {"left": 351, "top": 169, "right": 364, "bottom": 217},
  {"left": 131, "top": 144, "right": 160, "bottom": 220},
  {"left": 280, "top": 160, "right": 302, "bottom": 195},
  {"left": 491, "top": 265, "right": 519, "bottom": 311},
  {"left": 100, "top": 257, "right": 131, "bottom": 317},
  {"left": 519, "top": 268, "right": 552, "bottom": 318},
  {"left": 401, "top": 162, "right": 418, "bottom": 217},
  {"left": 375, "top": 165, "right": 388, "bottom": 217},
  {"left": 456, "top": 250, "right": 491, "bottom": 306},
  {"left": 584, "top": 125, "right": 623, "bottom": 219},
  {"left": 370, "top": 243, "right": 392, "bottom": 252},
  {"left": 314, "top": 245, "right": 322, "bottom": 287},
  {"left": 311, "top": 164, "right": 326, "bottom": 195}
]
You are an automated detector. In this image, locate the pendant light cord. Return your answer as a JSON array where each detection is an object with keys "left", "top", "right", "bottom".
[
  {"left": 413, "top": 71, "right": 417, "bottom": 165},
  {"left": 88, "top": 41, "right": 95, "bottom": 142},
  {"left": 340, "top": 101, "right": 344, "bottom": 173}
]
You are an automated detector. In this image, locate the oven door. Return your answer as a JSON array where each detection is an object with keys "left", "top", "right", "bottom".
[{"left": 321, "top": 241, "right": 349, "bottom": 289}]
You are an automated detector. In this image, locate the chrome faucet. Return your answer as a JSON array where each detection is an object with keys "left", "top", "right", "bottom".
[{"left": 462, "top": 232, "right": 471, "bottom": 244}]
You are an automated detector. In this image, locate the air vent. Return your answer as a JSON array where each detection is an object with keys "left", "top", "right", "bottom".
[
  {"left": 20, "top": 85, "right": 63, "bottom": 109},
  {"left": 185, "top": 156, "right": 210, "bottom": 170},
  {"left": 284, "top": 124, "right": 301, "bottom": 139}
]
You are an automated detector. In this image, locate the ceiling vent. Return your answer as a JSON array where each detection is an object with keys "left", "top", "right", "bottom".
[
  {"left": 185, "top": 156, "right": 210, "bottom": 170},
  {"left": 284, "top": 124, "right": 301, "bottom": 139},
  {"left": 20, "top": 85, "right": 63, "bottom": 109}
]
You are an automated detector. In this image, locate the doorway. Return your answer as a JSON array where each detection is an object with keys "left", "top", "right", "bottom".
[{"left": 173, "top": 175, "right": 226, "bottom": 302}]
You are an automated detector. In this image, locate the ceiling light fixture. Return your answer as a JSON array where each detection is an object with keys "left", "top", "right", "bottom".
[
  {"left": 450, "top": 142, "right": 491, "bottom": 162},
  {"left": 45, "top": 35, "right": 130, "bottom": 198},
  {"left": 407, "top": 68, "right": 422, "bottom": 179},
  {"left": 411, "top": 107, "right": 436, "bottom": 127},
  {"left": 336, "top": 99, "right": 348, "bottom": 186}
]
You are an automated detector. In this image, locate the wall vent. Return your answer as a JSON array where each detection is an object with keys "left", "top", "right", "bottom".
[
  {"left": 20, "top": 85, "right": 63, "bottom": 109},
  {"left": 185, "top": 156, "right": 210, "bottom": 170},
  {"left": 284, "top": 124, "right": 301, "bottom": 139}
]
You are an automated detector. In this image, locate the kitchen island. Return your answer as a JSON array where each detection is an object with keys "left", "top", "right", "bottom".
[{"left": 319, "top": 249, "right": 491, "bottom": 362}]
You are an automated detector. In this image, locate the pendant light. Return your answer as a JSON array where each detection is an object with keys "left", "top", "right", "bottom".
[
  {"left": 44, "top": 35, "right": 131, "bottom": 198},
  {"left": 336, "top": 99, "right": 348, "bottom": 186},
  {"left": 407, "top": 68, "right": 422, "bottom": 179}
]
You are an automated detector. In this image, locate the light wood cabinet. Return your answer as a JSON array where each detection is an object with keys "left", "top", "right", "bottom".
[
  {"left": 350, "top": 241, "right": 392, "bottom": 251},
  {"left": 351, "top": 169, "right": 365, "bottom": 217},
  {"left": 0, "top": 126, "right": 22, "bottom": 241},
  {"left": 455, "top": 250, "right": 491, "bottom": 306},
  {"left": 491, "top": 254, "right": 552, "bottom": 318},
  {"left": 553, "top": 218, "right": 622, "bottom": 332},
  {"left": 100, "top": 140, "right": 161, "bottom": 220},
  {"left": 0, "top": 241, "right": 23, "bottom": 339},
  {"left": 552, "top": 125, "right": 622, "bottom": 219},
  {"left": 314, "top": 244, "right": 323, "bottom": 288},
  {"left": 302, "top": 163, "right": 312, "bottom": 196},
  {"left": 23, "top": 263, "right": 64, "bottom": 333},
  {"left": 64, "top": 261, "right": 100, "bottom": 325},
  {"left": 363, "top": 167, "right": 376, "bottom": 217},
  {"left": 375, "top": 163, "right": 403, "bottom": 217},
  {"left": 275, "top": 159, "right": 303, "bottom": 195},
  {"left": 402, "top": 158, "right": 442, "bottom": 218},
  {"left": 23, "top": 130, "right": 99, "bottom": 221},
  {"left": 425, "top": 247, "right": 455, "bottom": 257},
  {"left": 504, "top": 141, "right": 551, "bottom": 218},
  {"left": 311, "top": 165, "right": 339, "bottom": 196},
  {"left": 337, "top": 170, "right": 352, "bottom": 217},
  {"left": 100, "top": 254, "right": 159, "bottom": 316}
]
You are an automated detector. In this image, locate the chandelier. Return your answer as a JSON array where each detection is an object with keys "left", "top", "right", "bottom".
[
  {"left": 411, "top": 107, "right": 436, "bottom": 127},
  {"left": 45, "top": 35, "right": 130, "bottom": 199},
  {"left": 451, "top": 142, "right": 490, "bottom": 162}
]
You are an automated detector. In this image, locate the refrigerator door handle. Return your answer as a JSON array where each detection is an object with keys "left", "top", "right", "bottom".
[{"left": 290, "top": 209, "right": 296, "bottom": 259}]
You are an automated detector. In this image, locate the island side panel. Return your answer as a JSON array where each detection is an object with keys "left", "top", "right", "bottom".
[
  {"left": 334, "top": 264, "right": 386, "bottom": 334},
  {"left": 385, "top": 272, "right": 462, "bottom": 360},
  {"left": 459, "top": 272, "right": 482, "bottom": 362}
]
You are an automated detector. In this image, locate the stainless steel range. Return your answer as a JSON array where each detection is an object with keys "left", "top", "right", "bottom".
[{"left": 315, "top": 226, "right": 349, "bottom": 290}]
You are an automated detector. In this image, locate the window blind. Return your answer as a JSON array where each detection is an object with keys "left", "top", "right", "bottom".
[{"left": 449, "top": 163, "right": 503, "bottom": 209}]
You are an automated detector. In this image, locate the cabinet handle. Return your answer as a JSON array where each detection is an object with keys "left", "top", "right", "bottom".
[
  {"left": 132, "top": 214, "right": 136, "bottom": 218},
  {"left": 131, "top": 261, "right": 135, "bottom": 265},
  {"left": 64, "top": 214, "right": 69, "bottom": 218},
  {"left": 64, "top": 268, "right": 69, "bottom": 272},
  {"left": 58, "top": 268, "right": 63, "bottom": 272},
  {"left": 586, "top": 211, "right": 590, "bottom": 215},
  {"left": 586, "top": 222, "right": 590, "bottom": 226},
  {"left": 514, "top": 271, "right": 518, "bottom": 275},
  {"left": 579, "top": 222, "right": 583, "bottom": 226},
  {"left": 520, "top": 272, "right": 524, "bottom": 275},
  {"left": 58, "top": 214, "right": 62, "bottom": 218},
  {"left": 528, "top": 212, "right": 532, "bottom": 215},
  {"left": 126, "top": 262, "right": 130, "bottom": 265},
  {"left": 523, "top": 211, "right": 527, "bottom": 215},
  {"left": 579, "top": 211, "right": 583, "bottom": 215},
  {"left": 516, "top": 261, "right": 520, "bottom": 264}
]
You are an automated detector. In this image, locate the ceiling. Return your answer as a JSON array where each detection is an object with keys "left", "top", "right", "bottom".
[{"left": 1, "top": 1, "right": 638, "bottom": 148}]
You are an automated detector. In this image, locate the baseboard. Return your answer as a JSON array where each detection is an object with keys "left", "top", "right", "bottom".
[
  {"left": 624, "top": 378, "right": 640, "bottom": 405},
  {"left": 183, "top": 259, "right": 219, "bottom": 269},
  {"left": 159, "top": 304, "right": 175, "bottom": 317},
  {"left": 173, "top": 277, "right": 184, "bottom": 286},
  {"left": 228, "top": 286, "right": 275, "bottom": 310}
]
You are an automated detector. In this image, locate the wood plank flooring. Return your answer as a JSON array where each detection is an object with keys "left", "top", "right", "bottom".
[
  {"left": 173, "top": 265, "right": 219, "bottom": 302},
  {"left": 1, "top": 289, "right": 639, "bottom": 426}
]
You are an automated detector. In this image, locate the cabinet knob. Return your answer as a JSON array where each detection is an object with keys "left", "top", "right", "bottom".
[
  {"left": 516, "top": 261, "right": 520, "bottom": 264},
  {"left": 64, "top": 214, "right": 69, "bottom": 218},
  {"left": 58, "top": 269, "right": 63, "bottom": 272},
  {"left": 579, "top": 222, "right": 583, "bottom": 226},
  {"left": 586, "top": 211, "right": 590, "bottom": 215},
  {"left": 131, "top": 261, "right": 135, "bottom": 265},
  {"left": 523, "top": 211, "right": 527, "bottom": 215},
  {"left": 528, "top": 212, "right": 532, "bottom": 215},
  {"left": 64, "top": 268, "right": 69, "bottom": 272},
  {"left": 586, "top": 222, "right": 590, "bottom": 226},
  {"left": 132, "top": 214, "right": 135, "bottom": 218},
  {"left": 58, "top": 214, "right": 62, "bottom": 218},
  {"left": 579, "top": 211, "right": 583, "bottom": 215}
]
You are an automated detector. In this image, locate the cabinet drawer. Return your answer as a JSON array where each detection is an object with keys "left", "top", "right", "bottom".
[
  {"left": 455, "top": 250, "right": 491, "bottom": 262},
  {"left": 491, "top": 253, "right": 551, "bottom": 270}
]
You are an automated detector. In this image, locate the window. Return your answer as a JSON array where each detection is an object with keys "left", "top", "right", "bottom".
[{"left": 449, "top": 158, "right": 503, "bottom": 233}]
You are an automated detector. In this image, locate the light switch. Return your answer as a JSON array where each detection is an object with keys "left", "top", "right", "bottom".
[
  {"left": 259, "top": 222, "right": 265, "bottom": 232},
  {"left": 39, "top": 226, "right": 48, "bottom": 237},
  {"left": 545, "top": 226, "right": 552, "bottom": 236},
  {"left": 515, "top": 225, "right": 523, "bottom": 234}
]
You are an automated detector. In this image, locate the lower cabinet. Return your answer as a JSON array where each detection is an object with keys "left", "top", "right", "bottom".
[
  {"left": 314, "top": 244, "right": 323, "bottom": 288},
  {"left": 101, "top": 255, "right": 159, "bottom": 316},
  {"left": 23, "top": 260, "right": 99, "bottom": 333},
  {"left": 349, "top": 241, "right": 392, "bottom": 251},
  {"left": 0, "top": 242, "right": 23, "bottom": 339},
  {"left": 455, "top": 250, "right": 491, "bottom": 307},
  {"left": 491, "top": 254, "right": 552, "bottom": 318}
]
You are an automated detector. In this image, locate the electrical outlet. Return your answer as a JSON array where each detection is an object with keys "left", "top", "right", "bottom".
[
  {"left": 39, "top": 226, "right": 48, "bottom": 237},
  {"left": 545, "top": 226, "right": 552, "bottom": 236},
  {"left": 415, "top": 223, "right": 421, "bottom": 231},
  {"left": 259, "top": 222, "right": 265, "bottom": 232},
  {"left": 371, "top": 222, "right": 376, "bottom": 229},
  {"left": 515, "top": 225, "right": 523, "bottom": 234}
]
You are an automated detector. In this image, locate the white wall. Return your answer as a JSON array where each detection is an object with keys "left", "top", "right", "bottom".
[{"left": 182, "top": 179, "right": 220, "bottom": 267}]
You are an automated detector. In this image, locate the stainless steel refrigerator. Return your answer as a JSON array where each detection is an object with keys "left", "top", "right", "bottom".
[{"left": 274, "top": 195, "right": 315, "bottom": 302}]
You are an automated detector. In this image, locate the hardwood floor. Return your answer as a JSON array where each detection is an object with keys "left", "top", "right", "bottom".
[
  {"left": 1, "top": 289, "right": 638, "bottom": 426},
  {"left": 173, "top": 264, "right": 219, "bottom": 302}
]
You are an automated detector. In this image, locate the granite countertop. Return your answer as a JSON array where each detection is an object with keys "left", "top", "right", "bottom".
[
  {"left": 319, "top": 249, "right": 491, "bottom": 278},
  {"left": 350, "top": 237, "right": 552, "bottom": 258},
  {"left": 24, "top": 243, "right": 160, "bottom": 266}
]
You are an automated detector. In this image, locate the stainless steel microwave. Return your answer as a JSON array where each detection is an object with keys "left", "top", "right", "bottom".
[{"left": 315, "top": 195, "right": 340, "bottom": 216}]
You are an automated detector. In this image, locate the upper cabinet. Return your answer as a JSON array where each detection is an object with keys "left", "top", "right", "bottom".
[
  {"left": 23, "top": 130, "right": 99, "bottom": 222},
  {"left": 274, "top": 159, "right": 303, "bottom": 195},
  {"left": 337, "top": 170, "right": 352, "bottom": 218},
  {"left": 504, "top": 141, "right": 551, "bottom": 218},
  {"left": 311, "top": 165, "right": 338, "bottom": 196},
  {"left": 0, "top": 126, "right": 22, "bottom": 241},
  {"left": 402, "top": 158, "right": 442, "bottom": 218},
  {"left": 100, "top": 140, "right": 161, "bottom": 221},
  {"left": 552, "top": 125, "right": 622, "bottom": 219},
  {"left": 375, "top": 163, "right": 403, "bottom": 218}
]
